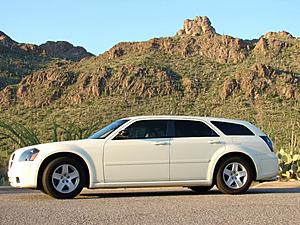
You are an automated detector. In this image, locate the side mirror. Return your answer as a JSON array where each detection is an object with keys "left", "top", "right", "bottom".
[{"left": 116, "top": 129, "right": 129, "bottom": 139}]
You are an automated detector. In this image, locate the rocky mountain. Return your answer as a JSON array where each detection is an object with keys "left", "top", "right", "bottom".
[
  {"left": 0, "top": 31, "right": 93, "bottom": 60},
  {"left": 0, "top": 16, "right": 299, "bottom": 150},
  {"left": 39, "top": 41, "right": 94, "bottom": 61},
  {"left": 176, "top": 16, "right": 216, "bottom": 36},
  {"left": 0, "top": 31, "right": 94, "bottom": 89}
]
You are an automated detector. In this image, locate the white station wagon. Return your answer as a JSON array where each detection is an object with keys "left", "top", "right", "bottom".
[{"left": 8, "top": 116, "right": 278, "bottom": 199}]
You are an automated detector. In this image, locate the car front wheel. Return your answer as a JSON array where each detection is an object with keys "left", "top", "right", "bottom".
[
  {"left": 216, "top": 157, "right": 253, "bottom": 194},
  {"left": 42, "top": 157, "right": 85, "bottom": 199}
]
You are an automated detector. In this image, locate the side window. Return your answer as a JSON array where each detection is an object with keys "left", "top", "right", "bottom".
[
  {"left": 119, "top": 120, "right": 168, "bottom": 139},
  {"left": 211, "top": 121, "right": 254, "bottom": 136},
  {"left": 174, "top": 120, "right": 219, "bottom": 137}
]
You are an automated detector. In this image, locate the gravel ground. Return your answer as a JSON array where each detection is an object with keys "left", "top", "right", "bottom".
[{"left": 0, "top": 182, "right": 300, "bottom": 225}]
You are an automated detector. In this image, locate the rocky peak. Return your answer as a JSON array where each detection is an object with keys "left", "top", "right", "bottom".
[
  {"left": 39, "top": 41, "right": 94, "bottom": 61},
  {"left": 263, "top": 31, "right": 295, "bottom": 40},
  {"left": 0, "top": 31, "right": 9, "bottom": 40},
  {"left": 254, "top": 31, "right": 294, "bottom": 55},
  {"left": 176, "top": 16, "right": 216, "bottom": 36},
  {"left": 0, "top": 31, "right": 17, "bottom": 47},
  {"left": 0, "top": 31, "right": 94, "bottom": 61},
  {"left": 0, "top": 31, "right": 7, "bottom": 39}
]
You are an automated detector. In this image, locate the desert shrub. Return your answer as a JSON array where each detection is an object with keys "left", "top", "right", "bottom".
[{"left": 278, "top": 148, "right": 300, "bottom": 180}]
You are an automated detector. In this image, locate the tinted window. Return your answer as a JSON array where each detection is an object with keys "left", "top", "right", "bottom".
[
  {"left": 211, "top": 121, "right": 254, "bottom": 136},
  {"left": 121, "top": 120, "right": 168, "bottom": 139},
  {"left": 174, "top": 120, "right": 219, "bottom": 137}
]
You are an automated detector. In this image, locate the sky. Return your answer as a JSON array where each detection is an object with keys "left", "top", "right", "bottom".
[{"left": 1, "top": 0, "right": 299, "bottom": 55}]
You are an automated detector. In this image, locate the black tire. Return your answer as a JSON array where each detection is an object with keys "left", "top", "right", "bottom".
[
  {"left": 42, "top": 157, "right": 85, "bottom": 199},
  {"left": 216, "top": 157, "right": 253, "bottom": 194},
  {"left": 189, "top": 185, "right": 213, "bottom": 193}
]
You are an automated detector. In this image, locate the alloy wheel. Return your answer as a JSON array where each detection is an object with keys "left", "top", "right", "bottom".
[
  {"left": 51, "top": 164, "right": 80, "bottom": 193},
  {"left": 222, "top": 162, "right": 248, "bottom": 189}
]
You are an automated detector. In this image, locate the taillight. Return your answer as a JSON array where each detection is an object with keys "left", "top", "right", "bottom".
[{"left": 260, "top": 136, "right": 274, "bottom": 152}]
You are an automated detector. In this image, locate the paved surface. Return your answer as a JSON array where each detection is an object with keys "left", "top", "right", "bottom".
[{"left": 0, "top": 182, "right": 300, "bottom": 225}]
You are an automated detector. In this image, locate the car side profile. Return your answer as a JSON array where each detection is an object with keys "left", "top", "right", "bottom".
[{"left": 8, "top": 116, "right": 278, "bottom": 199}]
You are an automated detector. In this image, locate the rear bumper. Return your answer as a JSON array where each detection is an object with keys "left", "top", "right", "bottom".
[
  {"left": 255, "top": 153, "right": 278, "bottom": 181},
  {"left": 7, "top": 161, "right": 37, "bottom": 188},
  {"left": 258, "top": 176, "right": 278, "bottom": 183}
]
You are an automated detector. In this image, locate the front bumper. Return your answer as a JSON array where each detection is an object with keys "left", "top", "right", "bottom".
[{"left": 8, "top": 161, "right": 37, "bottom": 188}]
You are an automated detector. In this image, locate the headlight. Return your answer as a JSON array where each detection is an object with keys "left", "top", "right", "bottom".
[{"left": 19, "top": 148, "right": 40, "bottom": 161}]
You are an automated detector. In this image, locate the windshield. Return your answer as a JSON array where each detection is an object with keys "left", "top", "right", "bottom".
[{"left": 88, "top": 119, "right": 129, "bottom": 139}]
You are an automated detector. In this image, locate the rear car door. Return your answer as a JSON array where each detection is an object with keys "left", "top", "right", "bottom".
[
  {"left": 103, "top": 119, "right": 170, "bottom": 183},
  {"left": 170, "top": 119, "right": 224, "bottom": 180}
]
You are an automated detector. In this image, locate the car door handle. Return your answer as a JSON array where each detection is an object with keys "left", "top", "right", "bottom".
[
  {"left": 154, "top": 142, "right": 170, "bottom": 146},
  {"left": 208, "top": 140, "right": 225, "bottom": 145}
]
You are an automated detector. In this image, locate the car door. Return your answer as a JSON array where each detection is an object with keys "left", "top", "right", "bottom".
[
  {"left": 170, "top": 119, "right": 225, "bottom": 180},
  {"left": 103, "top": 119, "right": 170, "bottom": 183}
]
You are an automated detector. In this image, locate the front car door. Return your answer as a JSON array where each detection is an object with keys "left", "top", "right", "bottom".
[
  {"left": 103, "top": 119, "right": 170, "bottom": 183},
  {"left": 170, "top": 119, "right": 224, "bottom": 180}
]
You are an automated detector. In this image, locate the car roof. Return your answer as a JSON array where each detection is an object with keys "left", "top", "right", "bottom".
[
  {"left": 123, "top": 115, "right": 247, "bottom": 124},
  {"left": 122, "top": 115, "right": 265, "bottom": 135}
]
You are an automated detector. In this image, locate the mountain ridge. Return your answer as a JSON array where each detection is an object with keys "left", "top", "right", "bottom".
[
  {"left": 0, "top": 30, "right": 94, "bottom": 90},
  {"left": 0, "top": 30, "right": 94, "bottom": 60}
]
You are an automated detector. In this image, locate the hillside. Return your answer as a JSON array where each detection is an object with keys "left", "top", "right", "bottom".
[
  {"left": 0, "top": 31, "right": 94, "bottom": 89},
  {"left": 0, "top": 16, "right": 299, "bottom": 157}
]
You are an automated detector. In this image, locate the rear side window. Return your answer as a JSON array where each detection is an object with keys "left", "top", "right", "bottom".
[
  {"left": 174, "top": 120, "right": 219, "bottom": 137},
  {"left": 211, "top": 121, "right": 254, "bottom": 136}
]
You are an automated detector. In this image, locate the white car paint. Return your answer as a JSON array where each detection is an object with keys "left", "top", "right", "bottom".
[{"left": 8, "top": 116, "right": 278, "bottom": 191}]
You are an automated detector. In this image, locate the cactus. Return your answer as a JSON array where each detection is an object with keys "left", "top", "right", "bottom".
[{"left": 277, "top": 148, "right": 300, "bottom": 180}]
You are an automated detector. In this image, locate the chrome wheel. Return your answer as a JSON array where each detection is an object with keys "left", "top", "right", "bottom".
[
  {"left": 51, "top": 164, "right": 80, "bottom": 194},
  {"left": 222, "top": 162, "right": 248, "bottom": 189}
]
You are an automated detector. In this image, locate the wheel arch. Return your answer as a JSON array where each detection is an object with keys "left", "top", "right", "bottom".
[
  {"left": 37, "top": 152, "right": 91, "bottom": 190},
  {"left": 210, "top": 151, "right": 258, "bottom": 185}
]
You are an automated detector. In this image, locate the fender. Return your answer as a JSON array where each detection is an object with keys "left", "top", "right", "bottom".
[
  {"left": 36, "top": 146, "right": 98, "bottom": 188},
  {"left": 206, "top": 144, "right": 260, "bottom": 182}
]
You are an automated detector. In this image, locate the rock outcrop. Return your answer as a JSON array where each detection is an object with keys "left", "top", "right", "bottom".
[
  {"left": 254, "top": 31, "right": 294, "bottom": 55},
  {"left": 13, "top": 68, "right": 77, "bottom": 107},
  {"left": 39, "top": 41, "right": 94, "bottom": 61},
  {"left": 0, "top": 30, "right": 94, "bottom": 61},
  {"left": 68, "top": 65, "right": 180, "bottom": 104},
  {"left": 221, "top": 64, "right": 299, "bottom": 100},
  {"left": 264, "top": 31, "right": 295, "bottom": 40},
  {"left": 0, "top": 31, "right": 18, "bottom": 47},
  {"left": 176, "top": 16, "right": 216, "bottom": 36}
]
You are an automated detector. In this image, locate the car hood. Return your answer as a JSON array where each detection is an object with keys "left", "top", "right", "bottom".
[{"left": 14, "top": 139, "right": 105, "bottom": 154}]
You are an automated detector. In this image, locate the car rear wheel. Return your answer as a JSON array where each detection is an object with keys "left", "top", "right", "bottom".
[
  {"left": 216, "top": 157, "right": 253, "bottom": 194},
  {"left": 42, "top": 157, "right": 85, "bottom": 199}
]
